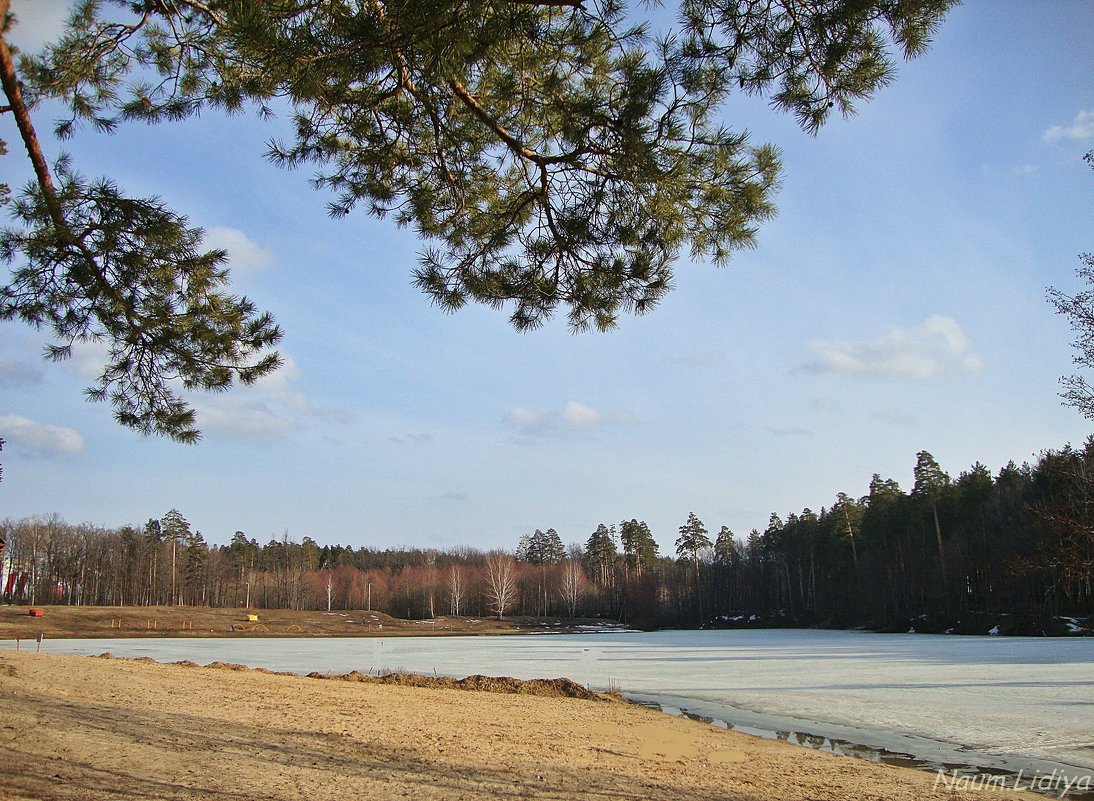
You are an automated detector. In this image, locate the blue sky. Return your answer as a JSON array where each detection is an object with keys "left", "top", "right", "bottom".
[{"left": 1, "top": 1, "right": 1091, "bottom": 552}]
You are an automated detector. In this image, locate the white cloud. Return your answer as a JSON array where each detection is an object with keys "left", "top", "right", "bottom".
[
  {"left": 205, "top": 227, "right": 276, "bottom": 274},
  {"left": 564, "top": 401, "right": 603, "bottom": 426},
  {"left": 506, "top": 406, "right": 543, "bottom": 429},
  {"left": 192, "top": 399, "right": 292, "bottom": 443},
  {"left": 804, "top": 315, "right": 983, "bottom": 380},
  {"left": 0, "top": 415, "right": 84, "bottom": 456},
  {"left": 52, "top": 340, "right": 111, "bottom": 380},
  {"left": 190, "top": 355, "right": 356, "bottom": 442},
  {"left": 1044, "top": 110, "right": 1094, "bottom": 142},
  {"left": 504, "top": 401, "right": 635, "bottom": 437}
]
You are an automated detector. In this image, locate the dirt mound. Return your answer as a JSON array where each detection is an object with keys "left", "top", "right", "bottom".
[
  {"left": 307, "top": 669, "right": 619, "bottom": 701},
  {"left": 454, "top": 674, "right": 609, "bottom": 700},
  {"left": 88, "top": 653, "right": 616, "bottom": 701}
]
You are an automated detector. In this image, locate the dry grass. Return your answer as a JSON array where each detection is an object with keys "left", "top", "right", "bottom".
[{"left": 0, "top": 604, "right": 602, "bottom": 640}]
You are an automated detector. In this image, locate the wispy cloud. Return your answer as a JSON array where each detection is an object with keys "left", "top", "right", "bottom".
[
  {"left": 0, "top": 415, "right": 84, "bottom": 457},
  {"left": 191, "top": 355, "right": 356, "bottom": 442},
  {"left": 803, "top": 315, "right": 983, "bottom": 380},
  {"left": 505, "top": 401, "right": 635, "bottom": 438},
  {"left": 871, "top": 409, "right": 918, "bottom": 427},
  {"left": 1044, "top": 110, "right": 1094, "bottom": 142},
  {"left": 192, "top": 399, "right": 293, "bottom": 442},
  {"left": 766, "top": 425, "right": 815, "bottom": 437},
  {"left": 389, "top": 432, "right": 434, "bottom": 444},
  {"left": 672, "top": 350, "right": 726, "bottom": 368},
  {"left": 205, "top": 227, "right": 277, "bottom": 274},
  {"left": 0, "top": 358, "right": 43, "bottom": 389},
  {"left": 427, "top": 491, "right": 468, "bottom": 503},
  {"left": 48, "top": 342, "right": 351, "bottom": 442}
]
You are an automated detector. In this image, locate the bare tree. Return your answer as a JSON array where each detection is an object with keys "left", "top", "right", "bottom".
[
  {"left": 484, "top": 551, "right": 517, "bottom": 620},
  {"left": 447, "top": 564, "right": 466, "bottom": 617},
  {"left": 424, "top": 550, "right": 437, "bottom": 618},
  {"left": 559, "top": 559, "right": 586, "bottom": 619}
]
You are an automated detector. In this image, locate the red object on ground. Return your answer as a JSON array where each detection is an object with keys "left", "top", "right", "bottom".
[{"left": 27, "top": 608, "right": 43, "bottom": 617}]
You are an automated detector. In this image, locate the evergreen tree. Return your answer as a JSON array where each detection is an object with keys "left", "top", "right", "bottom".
[
  {"left": 713, "top": 526, "right": 738, "bottom": 566},
  {"left": 518, "top": 528, "right": 564, "bottom": 615},
  {"left": 517, "top": 528, "right": 566, "bottom": 565},
  {"left": 584, "top": 523, "right": 618, "bottom": 587},
  {"left": 832, "top": 491, "right": 864, "bottom": 571},
  {"left": 676, "top": 512, "right": 711, "bottom": 555},
  {"left": 620, "top": 519, "right": 658, "bottom": 578},
  {"left": 541, "top": 528, "right": 565, "bottom": 565},
  {"left": 227, "top": 530, "right": 258, "bottom": 608},
  {"left": 913, "top": 450, "right": 952, "bottom": 609},
  {"left": 142, "top": 517, "right": 162, "bottom": 605},
  {"left": 160, "top": 508, "right": 192, "bottom": 606},
  {"left": 183, "top": 530, "right": 208, "bottom": 605},
  {"left": 0, "top": 0, "right": 955, "bottom": 439},
  {"left": 676, "top": 512, "right": 711, "bottom": 625}
]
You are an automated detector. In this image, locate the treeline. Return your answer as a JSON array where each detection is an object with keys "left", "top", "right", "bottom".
[{"left": 2, "top": 440, "right": 1092, "bottom": 632}]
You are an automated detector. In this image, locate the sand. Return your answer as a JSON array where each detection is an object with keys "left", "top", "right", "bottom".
[{"left": 0, "top": 651, "right": 1041, "bottom": 801}]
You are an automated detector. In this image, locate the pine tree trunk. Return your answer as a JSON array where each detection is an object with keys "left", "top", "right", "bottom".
[{"left": 933, "top": 502, "right": 951, "bottom": 613}]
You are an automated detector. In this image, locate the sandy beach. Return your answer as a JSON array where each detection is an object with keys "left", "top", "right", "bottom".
[{"left": 0, "top": 650, "right": 1044, "bottom": 801}]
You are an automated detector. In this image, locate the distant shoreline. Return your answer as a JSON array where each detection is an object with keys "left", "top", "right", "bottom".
[{"left": 2, "top": 603, "right": 1089, "bottom": 640}]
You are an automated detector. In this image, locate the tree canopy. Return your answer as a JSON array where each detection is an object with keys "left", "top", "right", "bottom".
[
  {"left": 0, "top": 0, "right": 954, "bottom": 440},
  {"left": 5, "top": 438, "right": 1092, "bottom": 627},
  {"left": 675, "top": 511, "right": 710, "bottom": 561}
]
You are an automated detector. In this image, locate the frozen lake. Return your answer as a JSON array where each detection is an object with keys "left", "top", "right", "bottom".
[{"left": 7, "top": 628, "right": 1092, "bottom": 778}]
